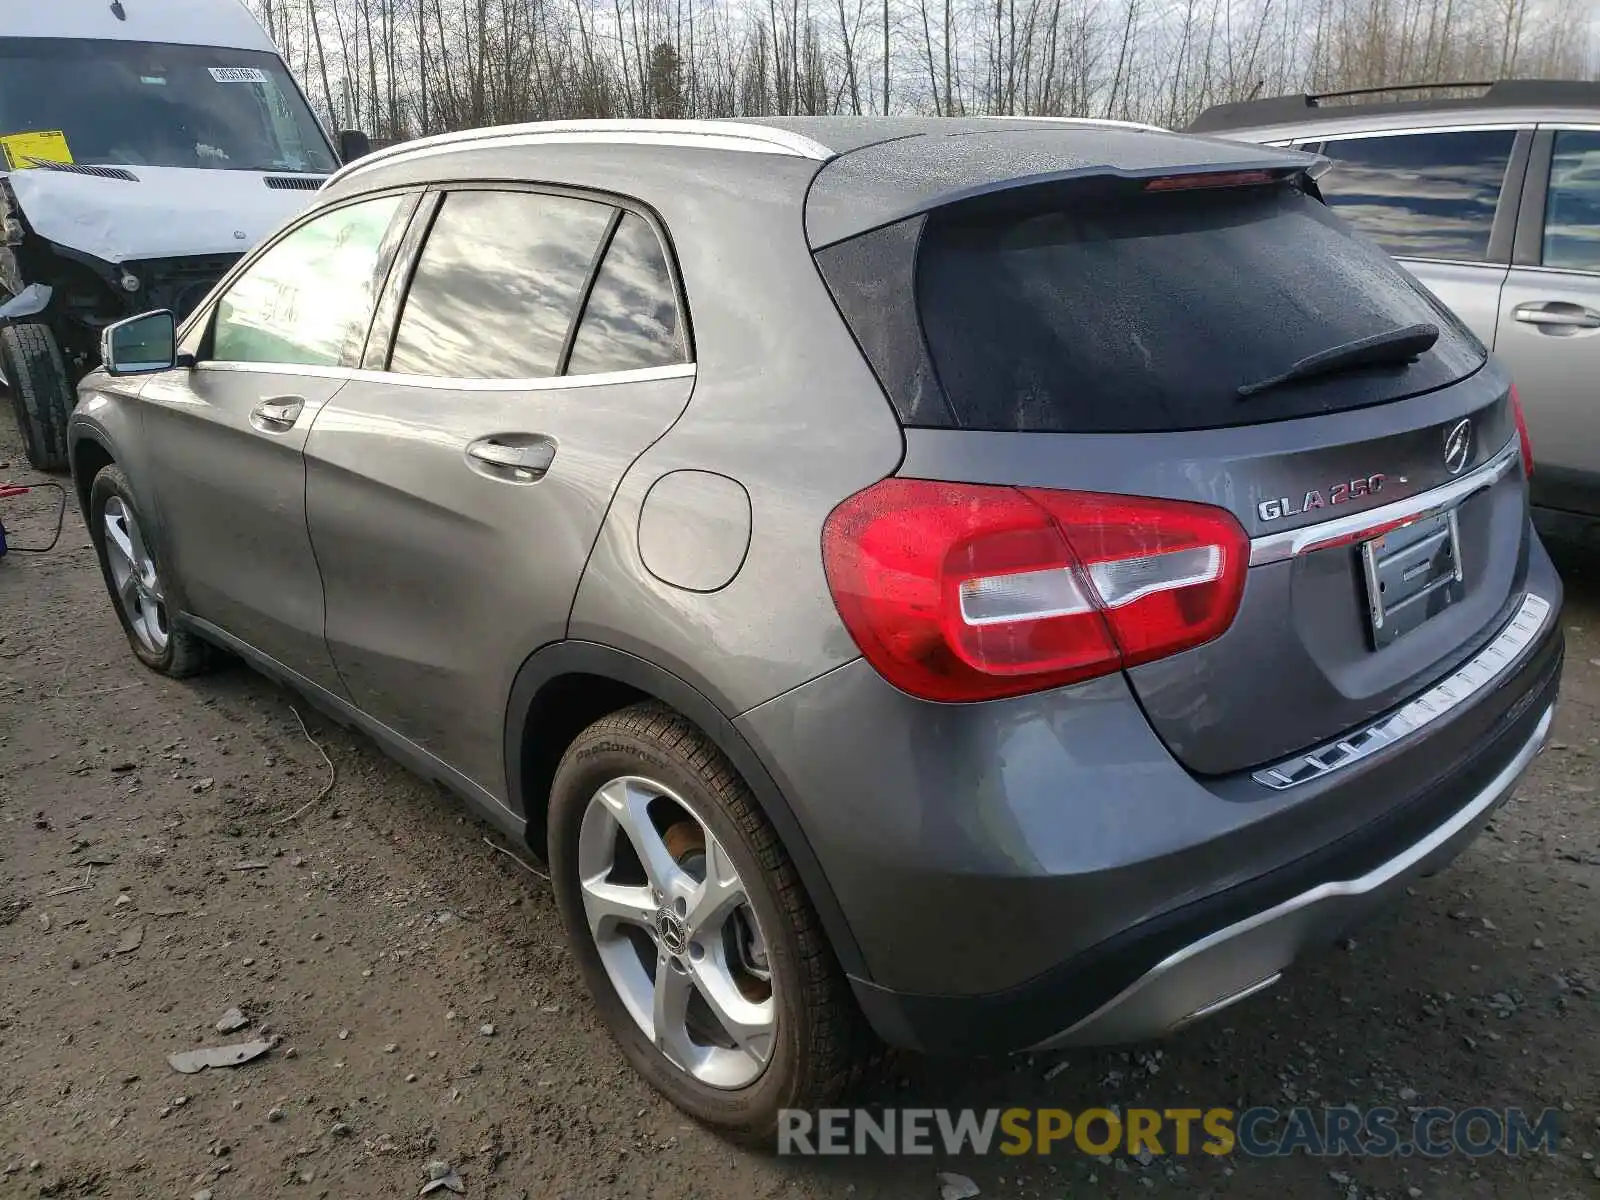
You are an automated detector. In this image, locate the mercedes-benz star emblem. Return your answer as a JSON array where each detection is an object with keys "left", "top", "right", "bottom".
[
  {"left": 1443, "top": 418, "right": 1472, "bottom": 476},
  {"left": 654, "top": 907, "right": 689, "bottom": 956}
]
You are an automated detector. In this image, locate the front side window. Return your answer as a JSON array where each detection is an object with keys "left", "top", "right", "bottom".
[
  {"left": 389, "top": 190, "right": 614, "bottom": 380},
  {"left": 566, "top": 213, "right": 686, "bottom": 375},
  {"left": 212, "top": 195, "right": 403, "bottom": 366},
  {"left": 1543, "top": 130, "right": 1600, "bottom": 272},
  {"left": 0, "top": 38, "right": 336, "bottom": 173},
  {"left": 1316, "top": 130, "right": 1516, "bottom": 262}
]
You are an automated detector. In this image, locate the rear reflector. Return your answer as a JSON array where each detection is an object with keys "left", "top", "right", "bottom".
[
  {"left": 822, "top": 480, "right": 1249, "bottom": 702},
  {"left": 1510, "top": 383, "right": 1534, "bottom": 478}
]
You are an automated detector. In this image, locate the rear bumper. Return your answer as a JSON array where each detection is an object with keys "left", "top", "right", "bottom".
[
  {"left": 843, "top": 617, "right": 1560, "bottom": 1054},
  {"left": 1034, "top": 700, "right": 1551, "bottom": 1048}
]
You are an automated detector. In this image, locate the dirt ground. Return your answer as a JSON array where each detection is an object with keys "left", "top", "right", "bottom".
[{"left": 0, "top": 415, "right": 1596, "bottom": 1200}]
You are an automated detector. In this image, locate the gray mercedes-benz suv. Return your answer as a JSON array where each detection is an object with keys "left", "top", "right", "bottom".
[{"left": 68, "top": 116, "right": 1562, "bottom": 1140}]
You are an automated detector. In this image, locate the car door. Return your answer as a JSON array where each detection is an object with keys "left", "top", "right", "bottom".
[
  {"left": 137, "top": 191, "right": 414, "bottom": 691},
  {"left": 304, "top": 186, "right": 696, "bottom": 795},
  {"left": 1312, "top": 127, "right": 1525, "bottom": 350},
  {"left": 1495, "top": 126, "right": 1600, "bottom": 516}
]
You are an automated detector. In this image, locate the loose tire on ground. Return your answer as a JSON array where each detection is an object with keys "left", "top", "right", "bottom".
[
  {"left": 1, "top": 322, "right": 73, "bottom": 473},
  {"left": 548, "top": 701, "right": 872, "bottom": 1142},
  {"left": 87, "top": 464, "right": 218, "bottom": 677}
]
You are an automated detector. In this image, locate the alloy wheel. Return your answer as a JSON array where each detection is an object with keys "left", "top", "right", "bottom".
[
  {"left": 102, "top": 495, "right": 169, "bottom": 656},
  {"left": 576, "top": 774, "right": 776, "bottom": 1089}
]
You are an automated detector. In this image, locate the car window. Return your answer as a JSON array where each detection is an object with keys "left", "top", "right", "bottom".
[
  {"left": 212, "top": 195, "right": 402, "bottom": 366},
  {"left": 1315, "top": 130, "right": 1516, "bottom": 262},
  {"left": 389, "top": 190, "right": 614, "bottom": 380},
  {"left": 908, "top": 182, "right": 1485, "bottom": 433},
  {"left": 1543, "top": 130, "right": 1600, "bottom": 272},
  {"left": 565, "top": 213, "right": 686, "bottom": 376}
]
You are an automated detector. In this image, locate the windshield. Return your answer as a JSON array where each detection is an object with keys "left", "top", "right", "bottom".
[{"left": 0, "top": 38, "right": 336, "bottom": 174}]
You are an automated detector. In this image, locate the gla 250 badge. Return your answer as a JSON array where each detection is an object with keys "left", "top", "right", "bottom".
[{"left": 1258, "top": 474, "right": 1386, "bottom": 523}]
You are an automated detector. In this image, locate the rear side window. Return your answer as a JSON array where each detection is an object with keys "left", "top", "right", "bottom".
[
  {"left": 1543, "top": 130, "right": 1600, "bottom": 272},
  {"left": 905, "top": 183, "right": 1485, "bottom": 433},
  {"left": 390, "top": 190, "right": 613, "bottom": 379},
  {"left": 566, "top": 212, "right": 686, "bottom": 375},
  {"left": 1315, "top": 130, "right": 1515, "bottom": 261}
]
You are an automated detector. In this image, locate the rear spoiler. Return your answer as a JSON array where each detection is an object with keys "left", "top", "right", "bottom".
[{"left": 805, "top": 143, "right": 1328, "bottom": 249}]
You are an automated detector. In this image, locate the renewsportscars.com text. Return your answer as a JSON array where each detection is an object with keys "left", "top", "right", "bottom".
[{"left": 777, "top": 1106, "right": 1561, "bottom": 1158}]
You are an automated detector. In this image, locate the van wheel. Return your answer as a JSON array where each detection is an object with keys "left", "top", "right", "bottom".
[
  {"left": 548, "top": 701, "right": 866, "bottom": 1142},
  {"left": 2, "top": 322, "right": 73, "bottom": 473}
]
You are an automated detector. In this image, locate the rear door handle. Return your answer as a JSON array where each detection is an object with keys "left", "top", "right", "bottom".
[
  {"left": 250, "top": 396, "right": 305, "bottom": 431},
  {"left": 466, "top": 435, "right": 557, "bottom": 482},
  {"left": 1511, "top": 301, "right": 1600, "bottom": 330}
]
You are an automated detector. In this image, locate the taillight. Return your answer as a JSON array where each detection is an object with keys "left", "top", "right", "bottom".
[
  {"left": 821, "top": 480, "right": 1249, "bottom": 702},
  {"left": 1510, "top": 384, "right": 1534, "bottom": 478}
]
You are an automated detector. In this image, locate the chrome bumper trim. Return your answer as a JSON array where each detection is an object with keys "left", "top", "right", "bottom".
[
  {"left": 1249, "top": 436, "right": 1521, "bottom": 567},
  {"left": 1254, "top": 591, "right": 1551, "bottom": 790},
  {"left": 1033, "top": 702, "right": 1553, "bottom": 1050}
]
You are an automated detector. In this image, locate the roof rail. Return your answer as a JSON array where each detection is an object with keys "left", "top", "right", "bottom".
[
  {"left": 967, "top": 114, "right": 1170, "bottom": 134},
  {"left": 1188, "top": 77, "right": 1600, "bottom": 133},
  {"left": 327, "top": 119, "right": 834, "bottom": 187}
]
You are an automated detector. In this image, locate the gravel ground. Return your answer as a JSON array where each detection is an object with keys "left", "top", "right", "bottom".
[{"left": 0, "top": 417, "right": 1597, "bottom": 1200}]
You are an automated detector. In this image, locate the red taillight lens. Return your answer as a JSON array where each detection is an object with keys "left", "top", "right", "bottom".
[
  {"left": 1510, "top": 383, "right": 1534, "bottom": 478},
  {"left": 821, "top": 479, "right": 1249, "bottom": 702}
]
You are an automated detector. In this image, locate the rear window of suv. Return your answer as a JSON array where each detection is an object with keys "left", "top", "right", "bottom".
[{"left": 822, "top": 180, "right": 1487, "bottom": 433}]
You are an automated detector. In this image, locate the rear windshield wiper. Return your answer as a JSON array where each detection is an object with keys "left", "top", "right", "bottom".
[{"left": 1237, "top": 323, "right": 1440, "bottom": 399}]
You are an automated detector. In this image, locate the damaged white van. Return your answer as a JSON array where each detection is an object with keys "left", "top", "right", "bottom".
[{"left": 1, "top": 0, "right": 365, "bottom": 470}]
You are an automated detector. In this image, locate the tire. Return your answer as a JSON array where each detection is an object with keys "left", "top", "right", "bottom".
[
  {"left": 1, "top": 322, "right": 73, "bottom": 473},
  {"left": 548, "top": 701, "right": 868, "bottom": 1142},
  {"left": 86, "top": 464, "right": 217, "bottom": 677}
]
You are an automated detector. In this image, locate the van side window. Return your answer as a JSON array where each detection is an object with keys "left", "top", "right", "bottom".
[
  {"left": 565, "top": 213, "right": 687, "bottom": 376},
  {"left": 389, "top": 190, "right": 613, "bottom": 380},
  {"left": 1315, "top": 130, "right": 1516, "bottom": 262},
  {"left": 212, "top": 195, "right": 402, "bottom": 366},
  {"left": 1543, "top": 130, "right": 1600, "bottom": 273}
]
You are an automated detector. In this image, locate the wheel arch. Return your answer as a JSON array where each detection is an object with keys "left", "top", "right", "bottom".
[
  {"left": 68, "top": 425, "right": 116, "bottom": 518},
  {"left": 504, "top": 640, "right": 868, "bottom": 978}
]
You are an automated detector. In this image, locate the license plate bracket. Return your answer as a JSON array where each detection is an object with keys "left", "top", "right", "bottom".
[{"left": 1361, "top": 508, "right": 1464, "bottom": 650}]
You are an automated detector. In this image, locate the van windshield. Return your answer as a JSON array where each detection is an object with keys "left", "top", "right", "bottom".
[{"left": 0, "top": 38, "right": 336, "bottom": 174}]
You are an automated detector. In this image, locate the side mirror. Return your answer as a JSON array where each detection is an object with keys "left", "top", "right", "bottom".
[
  {"left": 338, "top": 129, "right": 372, "bottom": 164},
  {"left": 102, "top": 310, "right": 177, "bottom": 376}
]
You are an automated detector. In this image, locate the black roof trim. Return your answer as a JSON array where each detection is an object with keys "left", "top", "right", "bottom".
[{"left": 1189, "top": 78, "right": 1600, "bottom": 133}]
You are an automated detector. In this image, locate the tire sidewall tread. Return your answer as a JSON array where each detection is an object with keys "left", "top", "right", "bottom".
[{"left": 2, "top": 322, "right": 73, "bottom": 473}]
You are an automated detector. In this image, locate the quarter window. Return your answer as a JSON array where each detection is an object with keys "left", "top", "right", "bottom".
[
  {"left": 389, "top": 190, "right": 613, "bottom": 380},
  {"left": 566, "top": 213, "right": 686, "bottom": 375},
  {"left": 1543, "top": 130, "right": 1600, "bottom": 272},
  {"left": 212, "top": 194, "right": 402, "bottom": 366},
  {"left": 1316, "top": 130, "right": 1516, "bottom": 262}
]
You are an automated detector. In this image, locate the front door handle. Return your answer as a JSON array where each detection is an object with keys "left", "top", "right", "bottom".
[
  {"left": 466, "top": 435, "right": 557, "bottom": 482},
  {"left": 250, "top": 396, "right": 305, "bottom": 431},
  {"left": 1512, "top": 301, "right": 1600, "bottom": 330}
]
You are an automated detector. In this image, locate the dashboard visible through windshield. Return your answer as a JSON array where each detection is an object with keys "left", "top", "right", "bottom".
[{"left": 0, "top": 38, "right": 337, "bottom": 174}]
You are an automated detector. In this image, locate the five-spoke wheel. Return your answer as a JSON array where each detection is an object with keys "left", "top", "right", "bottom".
[
  {"left": 550, "top": 702, "right": 863, "bottom": 1140},
  {"left": 578, "top": 774, "right": 776, "bottom": 1088}
]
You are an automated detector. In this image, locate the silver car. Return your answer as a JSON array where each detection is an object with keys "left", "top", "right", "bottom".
[
  {"left": 1191, "top": 78, "right": 1600, "bottom": 543},
  {"left": 69, "top": 117, "right": 1562, "bottom": 1141}
]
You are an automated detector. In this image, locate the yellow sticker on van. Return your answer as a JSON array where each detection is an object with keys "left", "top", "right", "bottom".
[{"left": 0, "top": 130, "right": 74, "bottom": 170}]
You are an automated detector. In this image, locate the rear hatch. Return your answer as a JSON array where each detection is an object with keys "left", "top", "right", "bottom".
[{"left": 814, "top": 148, "right": 1532, "bottom": 776}]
